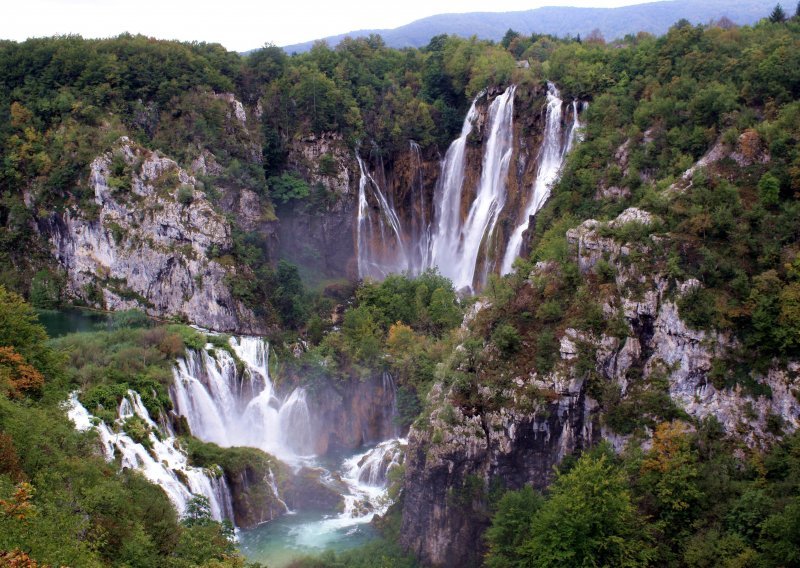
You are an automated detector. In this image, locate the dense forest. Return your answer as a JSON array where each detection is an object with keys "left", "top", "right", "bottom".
[{"left": 1, "top": 3, "right": 799, "bottom": 567}]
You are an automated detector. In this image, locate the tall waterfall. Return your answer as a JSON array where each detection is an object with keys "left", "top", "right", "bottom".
[
  {"left": 352, "top": 83, "right": 582, "bottom": 290},
  {"left": 67, "top": 391, "right": 235, "bottom": 522},
  {"left": 501, "top": 84, "right": 581, "bottom": 274},
  {"left": 429, "top": 97, "right": 481, "bottom": 283},
  {"left": 450, "top": 84, "right": 517, "bottom": 291},
  {"left": 356, "top": 154, "right": 409, "bottom": 279},
  {"left": 170, "top": 336, "right": 314, "bottom": 460}
]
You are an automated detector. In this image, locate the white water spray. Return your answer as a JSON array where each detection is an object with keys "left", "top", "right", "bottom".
[
  {"left": 356, "top": 155, "right": 409, "bottom": 279},
  {"left": 452, "top": 84, "right": 517, "bottom": 291},
  {"left": 170, "top": 336, "right": 314, "bottom": 461},
  {"left": 501, "top": 84, "right": 581, "bottom": 274},
  {"left": 67, "top": 391, "right": 235, "bottom": 521},
  {"left": 429, "top": 96, "right": 481, "bottom": 282}
]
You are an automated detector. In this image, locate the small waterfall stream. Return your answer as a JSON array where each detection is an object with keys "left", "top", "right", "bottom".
[
  {"left": 356, "top": 154, "right": 409, "bottom": 279},
  {"left": 67, "top": 391, "right": 235, "bottom": 521},
  {"left": 408, "top": 141, "right": 431, "bottom": 274}
]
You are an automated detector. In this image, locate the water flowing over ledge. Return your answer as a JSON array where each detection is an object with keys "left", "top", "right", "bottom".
[
  {"left": 355, "top": 83, "right": 583, "bottom": 293},
  {"left": 67, "top": 391, "right": 235, "bottom": 521},
  {"left": 66, "top": 334, "right": 405, "bottom": 545},
  {"left": 502, "top": 83, "right": 583, "bottom": 274}
]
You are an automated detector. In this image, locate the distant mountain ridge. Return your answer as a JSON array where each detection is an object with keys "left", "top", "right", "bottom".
[{"left": 279, "top": 0, "right": 776, "bottom": 53}]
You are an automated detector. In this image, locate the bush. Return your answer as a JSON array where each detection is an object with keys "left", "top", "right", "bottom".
[
  {"left": 176, "top": 185, "right": 194, "bottom": 206},
  {"left": 268, "top": 172, "right": 310, "bottom": 204},
  {"left": 492, "top": 323, "right": 521, "bottom": 355}
]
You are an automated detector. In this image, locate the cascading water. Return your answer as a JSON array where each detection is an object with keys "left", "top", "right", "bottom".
[
  {"left": 429, "top": 96, "right": 481, "bottom": 285},
  {"left": 170, "top": 336, "right": 314, "bottom": 460},
  {"left": 501, "top": 84, "right": 582, "bottom": 274},
  {"left": 356, "top": 155, "right": 409, "bottom": 279},
  {"left": 451, "top": 84, "right": 517, "bottom": 291},
  {"left": 67, "top": 391, "right": 235, "bottom": 522},
  {"left": 343, "top": 438, "right": 406, "bottom": 488}
]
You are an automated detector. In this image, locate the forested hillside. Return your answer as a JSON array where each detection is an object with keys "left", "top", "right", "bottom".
[
  {"left": 1, "top": 5, "right": 799, "bottom": 567},
  {"left": 280, "top": 0, "right": 777, "bottom": 53}
]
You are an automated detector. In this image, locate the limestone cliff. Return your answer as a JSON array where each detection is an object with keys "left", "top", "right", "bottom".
[
  {"left": 276, "top": 133, "right": 359, "bottom": 280},
  {"left": 42, "top": 137, "right": 266, "bottom": 333},
  {"left": 398, "top": 206, "right": 799, "bottom": 567}
]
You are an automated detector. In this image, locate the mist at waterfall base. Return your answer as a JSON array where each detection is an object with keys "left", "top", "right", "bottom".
[
  {"left": 67, "top": 335, "right": 405, "bottom": 565},
  {"left": 356, "top": 83, "right": 582, "bottom": 292}
]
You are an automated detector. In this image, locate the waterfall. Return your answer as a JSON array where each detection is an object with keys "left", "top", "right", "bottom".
[
  {"left": 67, "top": 335, "right": 314, "bottom": 526},
  {"left": 170, "top": 336, "right": 314, "bottom": 460},
  {"left": 343, "top": 438, "right": 406, "bottom": 488},
  {"left": 429, "top": 96, "right": 481, "bottom": 285},
  {"left": 67, "top": 391, "right": 235, "bottom": 522},
  {"left": 339, "top": 438, "right": 406, "bottom": 520},
  {"left": 501, "top": 84, "right": 581, "bottom": 274},
  {"left": 356, "top": 154, "right": 409, "bottom": 279},
  {"left": 452, "top": 84, "right": 517, "bottom": 291}
]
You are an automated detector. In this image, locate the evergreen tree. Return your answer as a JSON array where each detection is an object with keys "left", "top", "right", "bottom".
[{"left": 770, "top": 3, "right": 787, "bottom": 22}]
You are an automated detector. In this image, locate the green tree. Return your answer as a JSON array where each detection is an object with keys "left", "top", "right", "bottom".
[
  {"left": 770, "top": 3, "right": 787, "bottom": 22},
  {"left": 517, "top": 450, "right": 653, "bottom": 567},
  {"left": 485, "top": 486, "right": 543, "bottom": 567},
  {"left": 758, "top": 172, "right": 781, "bottom": 207}
]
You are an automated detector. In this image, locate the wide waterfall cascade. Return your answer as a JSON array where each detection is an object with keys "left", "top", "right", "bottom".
[
  {"left": 170, "top": 336, "right": 314, "bottom": 461},
  {"left": 356, "top": 154, "right": 409, "bottom": 279},
  {"left": 67, "top": 391, "right": 234, "bottom": 522},
  {"left": 429, "top": 96, "right": 481, "bottom": 282},
  {"left": 501, "top": 84, "right": 582, "bottom": 275},
  {"left": 451, "top": 84, "right": 517, "bottom": 291}
]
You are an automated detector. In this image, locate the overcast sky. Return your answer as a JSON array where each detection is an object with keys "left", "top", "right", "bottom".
[{"left": 3, "top": 0, "right": 662, "bottom": 52}]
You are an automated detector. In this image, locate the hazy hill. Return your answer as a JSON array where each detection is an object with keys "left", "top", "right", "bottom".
[{"left": 280, "top": 0, "right": 777, "bottom": 53}]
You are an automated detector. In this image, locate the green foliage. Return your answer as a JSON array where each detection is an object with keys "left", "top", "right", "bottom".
[
  {"left": 484, "top": 486, "right": 544, "bottom": 568},
  {"left": 29, "top": 270, "right": 63, "bottom": 309},
  {"left": 176, "top": 185, "right": 194, "bottom": 206},
  {"left": 514, "top": 450, "right": 653, "bottom": 567},
  {"left": 770, "top": 3, "right": 787, "bottom": 23},
  {"left": 0, "top": 286, "right": 63, "bottom": 382},
  {"left": 54, "top": 326, "right": 190, "bottom": 418},
  {"left": 491, "top": 323, "right": 521, "bottom": 355},
  {"left": 357, "top": 270, "right": 462, "bottom": 336},
  {"left": 758, "top": 172, "right": 781, "bottom": 207},
  {"left": 269, "top": 172, "right": 311, "bottom": 204}
]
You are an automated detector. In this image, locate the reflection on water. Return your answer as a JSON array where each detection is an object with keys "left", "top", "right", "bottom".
[
  {"left": 37, "top": 308, "right": 114, "bottom": 337},
  {"left": 237, "top": 510, "right": 377, "bottom": 567}
]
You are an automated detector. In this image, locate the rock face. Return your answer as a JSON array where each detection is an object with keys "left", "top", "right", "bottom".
[
  {"left": 43, "top": 137, "right": 265, "bottom": 333},
  {"left": 399, "top": 206, "right": 799, "bottom": 567},
  {"left": 276, "top": 133, "right": 359, "bottom": 279},
  {"left": 226, "top": 461, "right": 290, "bottom": 528},
  {"left": 566, "top": 208, "right": 800, "bottom": 444},
  {"left": 307, "top": 372, "right": 399, "bottom": 455},
  {"left": 400, "top": 379, "right": 598, "bottom": 567}
]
